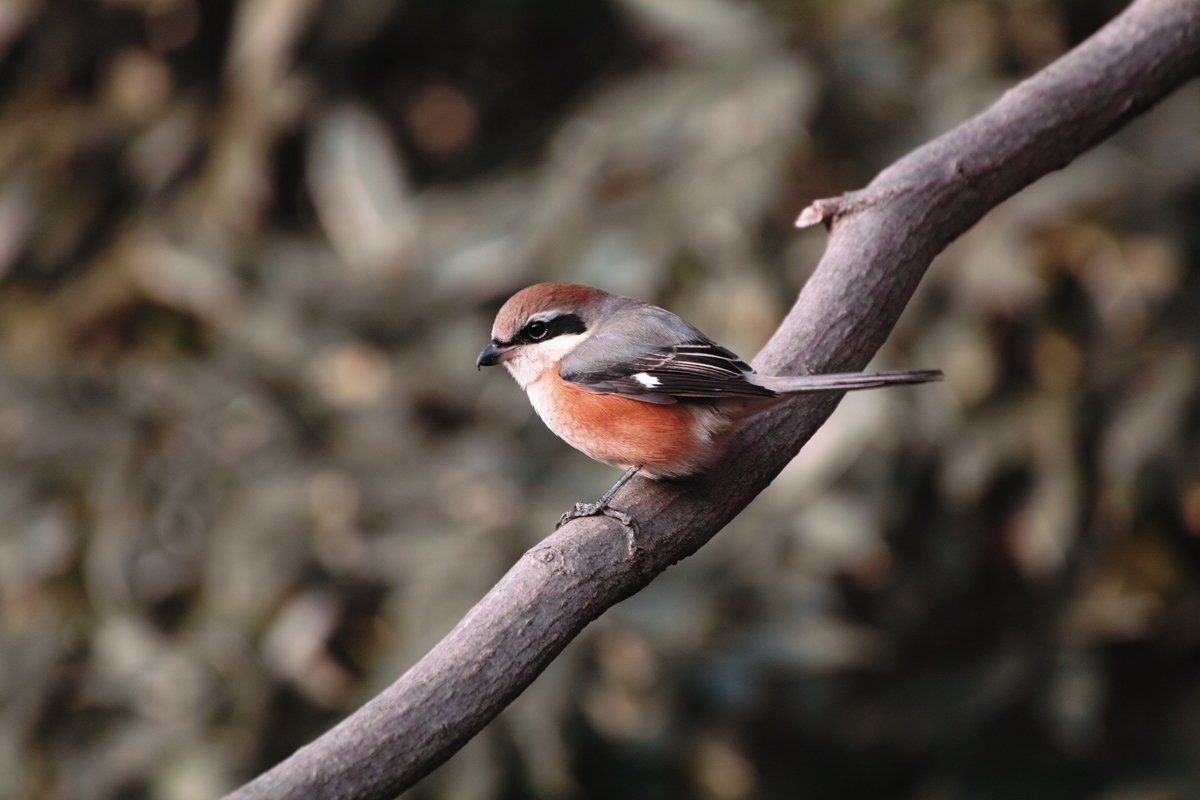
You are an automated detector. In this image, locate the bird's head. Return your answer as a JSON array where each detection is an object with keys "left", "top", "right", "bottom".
[{"left": 477, "top": 283, "right": 608, "bottom": 388}]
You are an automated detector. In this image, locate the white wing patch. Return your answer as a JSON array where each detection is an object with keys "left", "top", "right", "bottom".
[{"left": 633, "top": 372, "right": 661, "bottom": 388}]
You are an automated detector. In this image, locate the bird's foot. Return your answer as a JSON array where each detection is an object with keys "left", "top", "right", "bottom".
[{"left": 557, "top": 502, "right": 640, "bottom": 557}]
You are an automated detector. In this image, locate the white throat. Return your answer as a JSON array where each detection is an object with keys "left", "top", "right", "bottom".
[{"left": 503, "top": 332, "right": 590, "bottom": 389}]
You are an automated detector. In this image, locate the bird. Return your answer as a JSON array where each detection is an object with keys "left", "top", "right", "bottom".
[{"left": 477, "top": 283, "right": 942, "bottom": 533}]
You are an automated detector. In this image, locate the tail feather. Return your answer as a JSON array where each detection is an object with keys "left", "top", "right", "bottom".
[{"left": 753, "top": 369, "right": 944, "bottom": 395}]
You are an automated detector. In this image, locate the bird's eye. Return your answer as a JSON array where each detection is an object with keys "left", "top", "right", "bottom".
[{"left": 527, "top": 320, "right": 548, "bottom": 340}]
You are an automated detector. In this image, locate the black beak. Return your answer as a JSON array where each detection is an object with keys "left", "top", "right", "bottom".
[{"left": 477, "top": 342, "right": 504, "bottom": 370}]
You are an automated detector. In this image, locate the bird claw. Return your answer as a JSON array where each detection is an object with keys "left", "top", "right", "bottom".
[{"left": 557, "top": 502, "right": 641, "bottom": 557}]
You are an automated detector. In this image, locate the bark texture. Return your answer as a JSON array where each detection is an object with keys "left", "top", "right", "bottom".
[{"left": 225, "top": 1, "right": 1200, "bottom": 797}]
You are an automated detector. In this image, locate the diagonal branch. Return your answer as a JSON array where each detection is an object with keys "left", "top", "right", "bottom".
[{"left": 225, "top": 1, "right": 1200, "bottom": 797}]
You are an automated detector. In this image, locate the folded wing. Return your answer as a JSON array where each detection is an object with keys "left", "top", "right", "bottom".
[{"left": 558, "top": 301, "right": 943, "bottom": 404}]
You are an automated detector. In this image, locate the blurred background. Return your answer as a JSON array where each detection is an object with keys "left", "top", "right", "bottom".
[{"left": 0, "top": 0, "right": 1198, "bottom": 798}]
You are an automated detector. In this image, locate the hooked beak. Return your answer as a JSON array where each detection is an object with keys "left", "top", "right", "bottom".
[{"left": 476, "top": 341, "right": 510, "bottom": 369}]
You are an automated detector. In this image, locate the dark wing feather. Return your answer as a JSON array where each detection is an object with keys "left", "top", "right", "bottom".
[{"left": 561, "top": 334, "right": 777, "bottom": 404}]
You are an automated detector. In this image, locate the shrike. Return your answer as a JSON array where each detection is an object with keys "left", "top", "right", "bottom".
[{"left": 478, "top": 283, "right": 941, "bottom": 531}]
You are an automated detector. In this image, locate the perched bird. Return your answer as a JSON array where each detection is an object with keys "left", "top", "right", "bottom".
[{"left": 478, "top": 283, "right": 941, "bottom": 530}]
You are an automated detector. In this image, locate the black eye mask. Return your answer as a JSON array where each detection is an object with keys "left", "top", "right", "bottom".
[{"left": 509, "top": 313, "right": 587, "bottom": 346}]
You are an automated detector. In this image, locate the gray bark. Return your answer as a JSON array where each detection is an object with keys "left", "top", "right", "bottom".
[{"left": 224, "top": 1, "right": 1200, "bottom": 797}]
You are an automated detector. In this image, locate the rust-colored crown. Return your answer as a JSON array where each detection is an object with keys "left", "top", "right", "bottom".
[{"left": 491, "top": 283, "right": 608, "bottom": 341}]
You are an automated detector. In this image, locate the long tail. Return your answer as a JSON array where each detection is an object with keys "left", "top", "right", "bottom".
[{"left": 753, "top": 369, "right": 944, "bottom": 394}]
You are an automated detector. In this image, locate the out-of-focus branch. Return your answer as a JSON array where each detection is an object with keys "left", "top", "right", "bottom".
[{"left": 224, "top": 1, "right": 1200, "bottom": 797}]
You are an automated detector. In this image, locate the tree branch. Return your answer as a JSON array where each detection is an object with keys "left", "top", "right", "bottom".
[{"left": 225, "top": 1, "right": 1200, "bottom": 797}]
